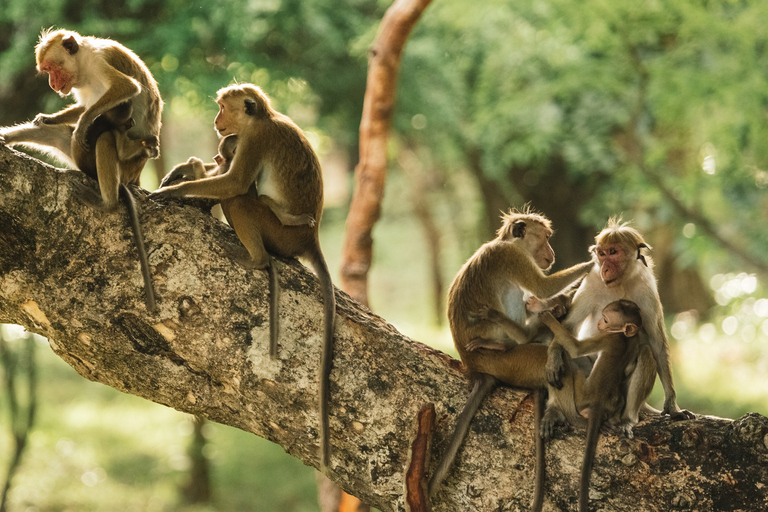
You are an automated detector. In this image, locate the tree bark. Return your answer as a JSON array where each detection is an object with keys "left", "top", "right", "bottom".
[
  {"left": 1, "top": 147, "right": 767, "bottom": 512},
  {"left": 339, "top": 0, "right": 434, "bottom": 307}
]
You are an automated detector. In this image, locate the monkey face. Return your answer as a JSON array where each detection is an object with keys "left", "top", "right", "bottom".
[
  {"left": 522, "top": 223, "right": 555, "bottom": 271},
  {"left": 38, "top": 59, "right": 73, "bottom": 96},
  {"left": 214, "top": 99, "right": 246, "bottom": 136},
  {"left": 595, "top": 243, "right": 629, "bottom": 286}
]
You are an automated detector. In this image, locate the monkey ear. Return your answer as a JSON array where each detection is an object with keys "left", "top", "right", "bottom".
[
  {"left": 62, "top": 35, "right": 79, "bottom": 55},
  {"left": 244, "top": 98, "right": 258, "bottom": 116},
  {"left": 512, "top": 221, "right": 527, "bottom": 238},
  {"left": 623, "top": 323, "right": 639, "bottom": 338},
  {"left": 636, "top": 243, "right": 649, "bottom": 267}
]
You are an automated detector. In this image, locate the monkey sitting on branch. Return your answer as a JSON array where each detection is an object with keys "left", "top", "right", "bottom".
[
  {"left": 0, "top": 29, "right": 163, "bottom": 312},
  {"left": 428, "top": 207, "right": 594, "bottom": 503},
  {"left": 545, "top": 219, "right": 694, "bottom": 438},
  {"left": 150, "top": 84, "right": 336, "bottom": 469},
  {"left": 537, "top": 299, "right": 645, "bottom": 512}
]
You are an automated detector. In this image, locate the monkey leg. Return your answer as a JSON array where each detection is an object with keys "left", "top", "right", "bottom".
[
  {"left": 542, "top": 369, "right": 587, "bottom": 440},
  {"left": 220, "top": 196, "right": 271, "bottom": 270},
  {"left": 258, "top": 195, "right": 316, "bottom": 227},
  {"left": 468, "top": 344, "right": 549, "bottom": 389},
  {"left": 622, "top": 344, "right": 656, "bottom": 427},
  {"left": 93, "top": 131, "right": 122, "bottom": 209},
  {"left": 1, "top": 122, "right": 77, "bottom": 166}
]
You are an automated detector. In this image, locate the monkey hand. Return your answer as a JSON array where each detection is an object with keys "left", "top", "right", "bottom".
[
  {"left": 545, "top": 343, "right": 566, "bottom": 389},
  {"left": 73, "top": 121, "right": 92, "bottom": 152},
  {"left": 160, "top": 158, "right": 205, "bottom": 188},
  {"left": 148, "top": 186, "right": 181, "bottom": 201},
  {"left": 537, "top": 310, "right": 558, "bottom": 328},
  {"left": 471, "top": 306, "right": 496, "bottom": 322},
  {"left": 33, "top": 113, "right": 56, "bottom": 125},
  {"left": 526, "top": 296, "right": 545, "bottom": 313}
]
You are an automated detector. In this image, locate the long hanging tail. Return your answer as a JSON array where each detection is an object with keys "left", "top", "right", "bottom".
[
  {"left": 268, "top": 257, "right": 280, "bottom": 358},
  {"left": 309, "top": 248, "right": 336, "bottom": 470},
  {"left": 428, "top": 373, "right": 497, "bottom": 496},
  {"left": 580, "top": 408, "right": 603, "bottom": 512},
  {"left": 120, "top": 184, "right": 157, "bottom": 312},
  {"left": 531, "top": 388, "right": 546, "bottom": 512}
]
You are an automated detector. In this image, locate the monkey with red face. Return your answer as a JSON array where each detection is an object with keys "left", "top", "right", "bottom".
[
  {"left": 545, "top": 219, "right": 693, "bottom": 437},
  {"left": 0, "top": 29, "right": 163, "bottom": 312}
]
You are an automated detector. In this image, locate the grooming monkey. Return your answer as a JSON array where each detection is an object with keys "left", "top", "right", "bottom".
[
  {"left": 428, "top": 208, "right": 594, "bottom": 498},
  {"left": 160, "top": 134, "right": 314, "bottom": 228},
  {"left": 546, "top": 219, "right": 693, "bottom": 437},
  {"left": 0, "top": 29, "right": 163, "bottom": 311},
  {"left": 538, "top": 300, "right": 644, "bottom": 512},
  {"left": 150, "top": 84, "right": 335, "bottom": 468}
]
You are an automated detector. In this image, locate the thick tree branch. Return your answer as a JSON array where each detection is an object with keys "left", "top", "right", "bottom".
[{"left": 0, "top": 147, "right": 767, "bottom": 511}]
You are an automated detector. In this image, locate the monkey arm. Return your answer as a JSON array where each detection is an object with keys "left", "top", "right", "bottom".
[
  {"left": 517, "top": 256, "right": 594, "bottom": 301},
  {"left": 538, "top": 311, "right": 592, "bottom": 357},
  {"left": 159, "top": 158, "right": 213, "bottom": 188},
  {"left": 34, "top": 104, "right": 86, "bottom": 125},
  {"left": 152, "top": 142, "right": 259, "bottom": 200},
  {"left": 562, "top": 269, "right": 600, "bottom": 333},
  {"left": 74, "top": 70, "right": 142, "bottom": 150},
  {"left": 646, "top": 316, "right": 690, "bottom": 417}
]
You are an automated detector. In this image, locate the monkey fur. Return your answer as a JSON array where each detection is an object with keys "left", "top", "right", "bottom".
[
  {"left": 546, "top": 219, "right": 693, "bottom": 436},
  {"left": 0, "top": 29, "right": 163, "bottom": 312},
  {"left": 539, "top": 300, "right": 644, "bottom": 512},
  {"left": 151, "top": 84, "right": 336, "bottom": 469},
  {"left": 428, "top": 208, "right": 594, "bottom": 498}
]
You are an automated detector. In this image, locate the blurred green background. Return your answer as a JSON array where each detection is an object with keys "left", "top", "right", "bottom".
[{"left": 1, "top": 0, "right": 767, "bottom": 510}]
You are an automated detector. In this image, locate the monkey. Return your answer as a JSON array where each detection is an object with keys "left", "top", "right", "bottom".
[
  {"left": 161, "top": 134, "right": 314, "bottom": 228},
  {"left": 0, "top": 29, "right": 163, "bottom": 312},
  {"left": 149, "top": 84, "right": 335, "bottom": 468},
  {"left": 427, "top": 207, "right": 595, "bottom": 499},
  {"left": 538, "top": 300, "right": 644, "bottom": 512},
  {"left": 545, "top": 219, "right": 694, "bottom": 437}
]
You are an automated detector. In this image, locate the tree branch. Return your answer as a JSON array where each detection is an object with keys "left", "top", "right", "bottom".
[{"left": 0, "top": 147, "right": 766, "bottom": 511}]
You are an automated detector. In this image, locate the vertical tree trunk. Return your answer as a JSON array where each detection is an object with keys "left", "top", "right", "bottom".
[
  {"left": 339, "top": 0, "right": 434, "bottom": 307},
  {"left": 328, "top": 0, "right": 433, "bottom": 510}
]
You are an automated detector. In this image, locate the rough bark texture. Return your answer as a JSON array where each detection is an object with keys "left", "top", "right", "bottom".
[{"left": 1, "top": 147, "right": 767, "bottom": 512}]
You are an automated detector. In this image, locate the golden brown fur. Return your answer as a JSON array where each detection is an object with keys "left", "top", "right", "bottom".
[
  {"left": 539, "top": 300, "right": 644, "bottom": 512},
  {"left": 548, "top": 219, "right": 692, "bottom": 435},
  {"left": 429, "top": 208, "right": 594, "bottom": 498},
  {"left": 151, "top": 84, "right": 335, "bottom": 469},
  {"left": 0, "top": 29, "right": 163, "bottom": 312}
]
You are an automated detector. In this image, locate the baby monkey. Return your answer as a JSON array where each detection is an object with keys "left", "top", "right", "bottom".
[{"left": 537, "top": 299, "right": 643, "bottom": 512}]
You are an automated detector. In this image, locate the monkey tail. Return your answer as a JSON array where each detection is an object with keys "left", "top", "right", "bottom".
[
  {"left": 119, "top": 184, "right": 157, "bottom": 313},
  {"left": 580, "top": 407, "right": 603, "bottom": 512},
  {"left": 428, "top": 372, "right": 497, "bottom": 497},
  {"left": 308, "top": 247, "right": 336, "bottom": 470},
  {"left": 531, "top": 388, "right": 546, "bottom": 512},
  {"left": 268, "top": 257, "right": 279, "bottom": 359}
]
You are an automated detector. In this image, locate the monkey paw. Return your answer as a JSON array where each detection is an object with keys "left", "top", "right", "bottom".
[
  {"left": 664, "top": 407, "right": 695, "bottom": 421},
  {"left": 148, "top": 187, "right": 177, "bottom": 201},
  {"left": 33, "top": 113, "right": 54, "bottom": 125},
  {"left": 71, "top": 180, "right": 104, "bottom": 209},
  {"left": 545, "top": 346, "right": 566, "bottom": 389},
  {"left": 526, "top": 296, "right": 544, "bottom": 313},
  {"left": 540, "top": 408, "right": 568, "bottom": 441}
]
